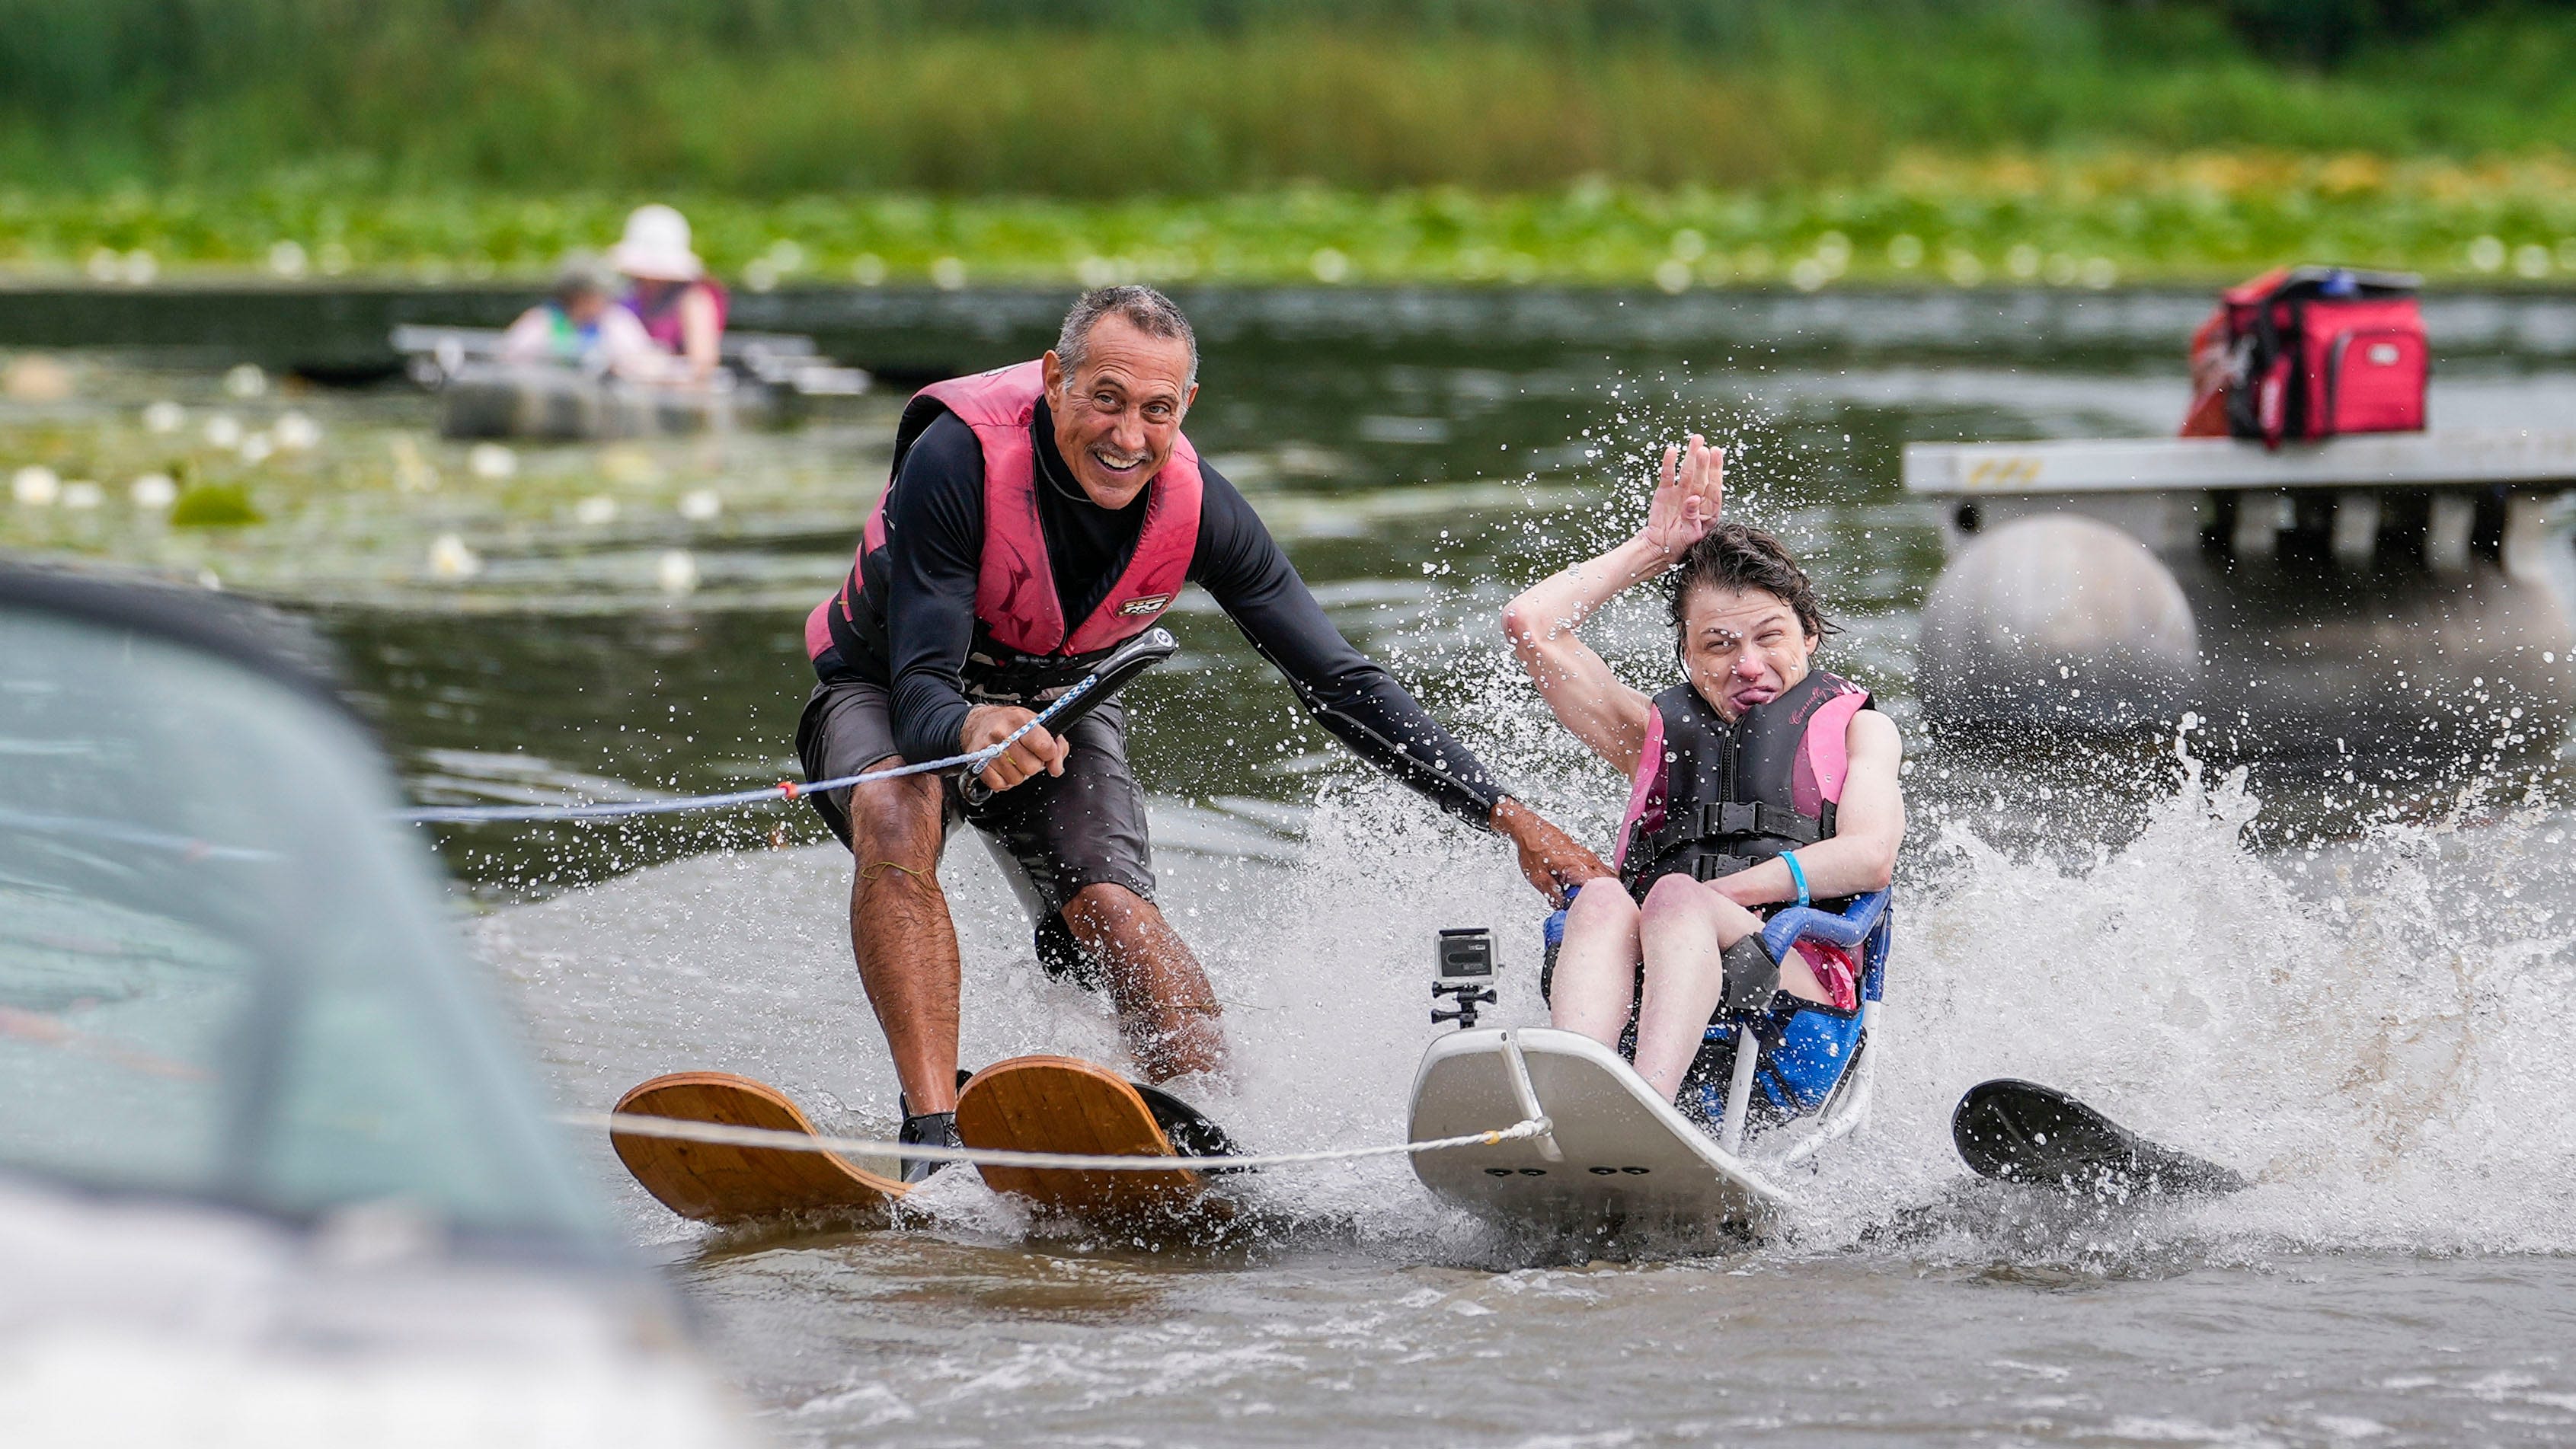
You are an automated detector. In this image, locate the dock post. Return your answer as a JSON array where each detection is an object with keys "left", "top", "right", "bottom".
[
  {"left": 2427, "top": 493, "right": 2476, "bottom": 573},
  {"left": 2504, "top": 492, "right": 2566, "bottom": 581},
  {"left": 2332, "top": 491, "right": 2381, "bottom": 567},
  {"left": 2232, "top": 490, "right": 2287, "bottom": 558}
]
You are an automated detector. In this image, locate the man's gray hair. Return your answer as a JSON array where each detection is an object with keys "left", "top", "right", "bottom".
[{"left": 1056, "top": 285, "right": 1197, "bottom": 388}]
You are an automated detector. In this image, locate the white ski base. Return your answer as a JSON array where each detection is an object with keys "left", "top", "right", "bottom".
[{"left": 1408, "top": 1026, "right": 1788, "bottom": 1240}]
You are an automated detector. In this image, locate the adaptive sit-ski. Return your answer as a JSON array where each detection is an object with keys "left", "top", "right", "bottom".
[{"left": 1408, "top": 889, "right": 1891, "bottom": 1240}]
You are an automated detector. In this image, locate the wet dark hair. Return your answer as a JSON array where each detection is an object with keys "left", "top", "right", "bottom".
[{"left": 1667, "top": 522, "right": 1835, "bottom": 642}]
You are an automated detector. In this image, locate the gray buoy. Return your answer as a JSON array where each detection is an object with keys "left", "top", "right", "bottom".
[{"left": 1919, "top": 514, "right": 2200, "bottom": 729}]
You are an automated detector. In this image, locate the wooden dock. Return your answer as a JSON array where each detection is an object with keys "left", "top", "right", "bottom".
[
  {"left": 1905, "top": 429, "right": 2576, "bottom": 497},
  {"left": 1901, "top": 429, "right": 2576, "bottom": 739},
  {"left": 1906, "top": 429, "right": 2576, "bottom": 573}
]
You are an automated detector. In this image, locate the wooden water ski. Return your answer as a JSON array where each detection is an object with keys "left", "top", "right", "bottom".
[
  {"left": 1951, "top": 1078, "right": 2247, "bottom": 1198},
  {"left": 954, "top": 1055, "right": 1231, "bottom": 1230},
  {"left": 610, "top": 1071, "right": 906, "bottom": 1224}
]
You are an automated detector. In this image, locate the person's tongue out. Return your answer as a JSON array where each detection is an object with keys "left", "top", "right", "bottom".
[
  {"left": 1724, "top": 663, "right": 1782, "bottom": 713},
  {"left": 1676, "top": 583, "right": 1820, "bottom": 723}
]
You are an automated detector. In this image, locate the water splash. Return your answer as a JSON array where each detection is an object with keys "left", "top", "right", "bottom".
[{"left": 478, "top": 708, "right": 2576, "bottom": 1265}]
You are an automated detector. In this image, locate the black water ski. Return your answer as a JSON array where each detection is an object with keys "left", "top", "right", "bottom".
[
  {"left": 1952, "top": 1079, "right": 2247, "bottom": 1198},
  {"left": 1131, "top": 1082, "right": 1247, "bottom": 1168}
]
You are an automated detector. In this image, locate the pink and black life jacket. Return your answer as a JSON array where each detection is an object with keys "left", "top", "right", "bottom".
[
  {"left": 1616, "top": 669, "right": 1872, "bottom": 904},
  {"left": 625, "top": 279, "right": 729, "bottom": 355},
  {"left": 804, "top": 359, "right": 1203, "bottom": 701}
]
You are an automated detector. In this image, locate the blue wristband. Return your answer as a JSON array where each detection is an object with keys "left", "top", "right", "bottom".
[{"left": 1782, "top": 851, "right": 1810, "bottom": 908}]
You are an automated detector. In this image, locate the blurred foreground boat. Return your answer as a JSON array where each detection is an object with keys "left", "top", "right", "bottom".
[{"left": 0, "top": 565, "right": 757, "bottom": 1447}]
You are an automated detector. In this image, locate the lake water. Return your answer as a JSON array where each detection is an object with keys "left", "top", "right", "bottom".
[{"left": 8, "top": 286, "right": 2576, "bottom": 1444}]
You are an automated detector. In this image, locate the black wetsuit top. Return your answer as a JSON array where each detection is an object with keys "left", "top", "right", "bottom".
[{"left": 817, "top": 404, "right": 1504, "bottom": 827}]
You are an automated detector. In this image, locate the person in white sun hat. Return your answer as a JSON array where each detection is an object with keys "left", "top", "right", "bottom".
[{"left": 612, "top": 204, "right": 726, "bottom": 384}]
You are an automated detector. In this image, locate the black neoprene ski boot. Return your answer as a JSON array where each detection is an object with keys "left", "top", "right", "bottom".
[
  {"left": 897, "top": 1110, "right": 961, "bottom": 1184},
  {"left": 896, "top": 1071, "right": 976, "bottom": 1184}
]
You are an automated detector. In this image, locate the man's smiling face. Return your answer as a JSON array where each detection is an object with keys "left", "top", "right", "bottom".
[{"left": 1042, "top": 315, "right": 1197, "bottom": 507}]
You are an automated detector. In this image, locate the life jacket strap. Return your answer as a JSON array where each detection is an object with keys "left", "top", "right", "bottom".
[
  {"left": 1626, "top": 799, "right": 1830, "bottom": 869},
  {"left": 961, "top": 637, "right": 1129, "bottom": 707}
]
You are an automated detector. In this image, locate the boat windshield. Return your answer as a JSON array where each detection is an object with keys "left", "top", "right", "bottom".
[{"left": 0, "top": 595, "right": 606, "bottom": 1248}]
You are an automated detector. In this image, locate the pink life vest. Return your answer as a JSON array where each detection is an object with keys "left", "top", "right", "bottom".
[
  {"left": 804, "top": 360, "right": 1203, "bottom": 693},
  {"left": 625, "top": 279, "right": 729, "bottom": 355},
  {"left": 1615, "top": 669, "right": 1871, "bottom": 900}
]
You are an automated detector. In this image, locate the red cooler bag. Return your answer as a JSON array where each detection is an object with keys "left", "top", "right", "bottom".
[{"left": 2181, "top": 266, "right": 2427, "bottom": 447}]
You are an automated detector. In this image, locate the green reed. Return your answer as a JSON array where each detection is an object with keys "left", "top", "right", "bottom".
[
  {"left": 5, "top": 2, "right": 2576, "bottom": 196},
  {"left": 11, "top": 152, "right": 2576, "bottom": 288}
]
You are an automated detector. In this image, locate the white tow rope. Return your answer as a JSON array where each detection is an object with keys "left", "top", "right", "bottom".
[
  {"left": 566, "top": 1108, "right": 1553, "bottom": 1173},
  {"left": 396, "top": 662, "right": 1109, "bottom": 824}
]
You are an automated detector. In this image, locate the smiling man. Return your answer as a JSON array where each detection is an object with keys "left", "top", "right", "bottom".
[{"left": 800, "top": 286, "right": 1607, "bottom": 1176}]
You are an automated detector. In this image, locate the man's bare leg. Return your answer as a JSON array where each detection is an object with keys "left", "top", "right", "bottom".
[
  {"left": 845, "top": 770, "right": 964, "bottom": 1114},
  {"left": 1059, "top": 882, "right": 1226, "bottom": 1081}
]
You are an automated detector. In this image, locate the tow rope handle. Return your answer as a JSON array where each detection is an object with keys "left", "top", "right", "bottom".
[{"left": 958, "top": 627, "right": 1179, "bottom": 808}]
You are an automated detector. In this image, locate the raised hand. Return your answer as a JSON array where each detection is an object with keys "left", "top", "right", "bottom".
[{"left": 1641, "top": 433, "right": 1724, "bottom": 567}]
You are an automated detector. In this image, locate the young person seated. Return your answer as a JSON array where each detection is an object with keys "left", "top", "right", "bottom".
[
  {"left": 1501, "top": 437, "right": 1904, "bottom": 1126},
  {"left": 500, "top": 254, "right": 664, "bottom": 378}
]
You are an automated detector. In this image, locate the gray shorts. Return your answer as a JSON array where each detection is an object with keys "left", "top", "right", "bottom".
[{"left": 794, "top": 677, "right": 1156, "bottom": 978}]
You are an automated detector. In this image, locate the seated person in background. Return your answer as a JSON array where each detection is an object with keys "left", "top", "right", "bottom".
[
  {"left": 500, "top": 254, "right": 663, "bottom": 377},
  {"left": 611, "top": 204, "right": 726, "bottom": 385},
  {"left": 1501, "top": 438, "right": 1904, "bottom": 1119}
]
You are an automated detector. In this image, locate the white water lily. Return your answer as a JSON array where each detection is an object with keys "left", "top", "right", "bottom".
[
  {"left": 203, "top": 414, "right": 242, "bottom": 449},
  {"left": 427, "top": 533, "right": 481, "bottom": 581},
  {"left": 678, "top": 488, "right": 722, "bottom": 522},
  {"left": 130, "top": 473, "right": 177, "bottom": 509},
  {"left": 574, "top": 495, "right": 617, "bottom": 525},
  {"left": 468, "top": 442, "right": 517, "bottom": 480},
  {"left": 223, "top": 363, "right": 267, "bottom": 399},
  {"left": 13, "top": 465, "right": 61, "bottom": 506},
  {"left": 655, "top": 549, "right": 701, "bottom": 595},
  {"left": 142, "top": 401, "right": 185, "bottom": 433},
  {"left": 273, "top": 410, "right": 321, "bottom": 451},
  {"left": 60, "top": 480, "right": 102, "bottom": 509}
]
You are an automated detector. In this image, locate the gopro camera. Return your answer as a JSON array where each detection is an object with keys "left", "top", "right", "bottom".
[
  {"left": 1437, "top": 927, "right": 1495, "bottom": 979},
  {"left": 1432, "top": 927, "right": 1498, "bottom": 1029}
]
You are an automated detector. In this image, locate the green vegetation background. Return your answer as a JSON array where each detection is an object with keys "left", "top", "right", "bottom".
[{"left": 6, "top": 0, "right": 2576, "bottom": 284}]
